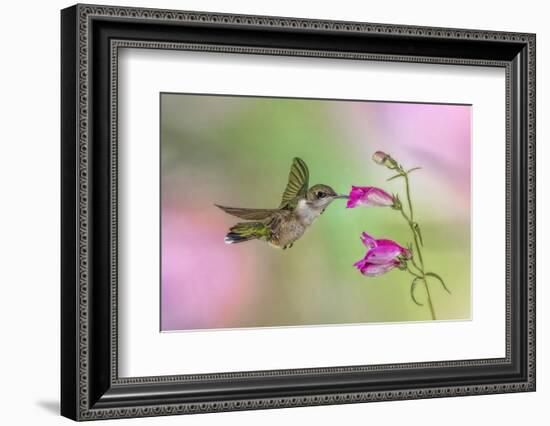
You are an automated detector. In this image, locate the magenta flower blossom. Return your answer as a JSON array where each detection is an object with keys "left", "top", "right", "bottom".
[
  {"left": 354, "top": 232, "right": 412, "bottom": 277},
  {"left": 346, "top": 186, "right": 395, "bottom": 208}
]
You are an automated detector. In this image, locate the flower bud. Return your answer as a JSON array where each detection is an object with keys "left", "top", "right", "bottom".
[{"left": 372, "top": 151, "right": 398, "bottom": 170}]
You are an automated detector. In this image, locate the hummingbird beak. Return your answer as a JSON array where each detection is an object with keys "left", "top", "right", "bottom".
[{"left": 334, "top": 194, "right": 349, "bottom": 199}]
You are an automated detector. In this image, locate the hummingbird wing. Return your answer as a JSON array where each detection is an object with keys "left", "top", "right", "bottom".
[
  {"left": 215, "top": 205, "right": 280, "bottom": 220},
  {"left": 279, "top": 157, "right": 309, "bottom": 209}
]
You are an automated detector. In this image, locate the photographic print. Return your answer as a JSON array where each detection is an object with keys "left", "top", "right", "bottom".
[
  {"left": 61, "top": 7, "right": 535, "bottom": 418},
  {"left": 160, "top": 93, "right": 471, "bottom": 331}
]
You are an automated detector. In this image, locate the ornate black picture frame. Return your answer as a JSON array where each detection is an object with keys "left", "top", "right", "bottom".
[{"left": 61, "top": 4, "right": 536, "bottom": 421}]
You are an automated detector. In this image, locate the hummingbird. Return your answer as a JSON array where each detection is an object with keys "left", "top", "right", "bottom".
[{"left": 216, "top": 157, "right": 348, "bottom": 249}]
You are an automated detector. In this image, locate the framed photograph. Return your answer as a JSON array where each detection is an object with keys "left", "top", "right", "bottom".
[{"left": 61, "top": 4, "right": 536, "bottom": 421}]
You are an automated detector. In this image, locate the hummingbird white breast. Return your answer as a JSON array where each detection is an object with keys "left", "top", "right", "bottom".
[{"left": 295, "top": 199, "right": 323, "bottom": 226}]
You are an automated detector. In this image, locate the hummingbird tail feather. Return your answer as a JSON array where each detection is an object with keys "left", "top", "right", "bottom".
[{"left": 224, "top": 222, "right": 268, "bottom": 244}]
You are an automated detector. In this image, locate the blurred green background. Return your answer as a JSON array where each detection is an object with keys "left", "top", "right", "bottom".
[{"left": 160, "top": 93, "right": 471, "bottom": 331}]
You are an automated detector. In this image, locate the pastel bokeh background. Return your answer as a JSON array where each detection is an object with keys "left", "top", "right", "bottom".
[{"left": 161, "top": 94, "right": 471, "bottom": 331}]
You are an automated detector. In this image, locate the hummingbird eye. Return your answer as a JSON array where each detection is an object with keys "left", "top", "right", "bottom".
[{"left": 316, "top": 191, "right": 326, "bottom": 198}]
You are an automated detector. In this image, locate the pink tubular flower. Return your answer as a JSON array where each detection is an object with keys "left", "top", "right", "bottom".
[
  {"left": 354, "top": 232, "right": 411, "bottom": 277},
  {"left": 346, "top": 186, "right": 395, "bottom": 208}
]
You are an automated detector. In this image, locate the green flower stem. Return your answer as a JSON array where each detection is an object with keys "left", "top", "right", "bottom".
[
  {"left": 398, "top": 168, "right": 435, "bottom": 321},
  {"left": 423, "top": 279, "right": 437, "bottom": 321},
  {"left": 408, "top": 253, "right": 424, "bottom": 275},
  {"left": 403, "top": 172, "right": 415, "bottom": 222},
  {"left": 398, "top": 208, "right": 424, "bottom": 268}
]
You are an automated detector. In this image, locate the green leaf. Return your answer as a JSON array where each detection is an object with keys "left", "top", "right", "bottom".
[
  {"left": 425, "top": 272, "right": 451, "bottom": 294},
  {"left": 406, "top": 166, "right": 422, "bottom": 174},
  {"left": 410, "top": 278, "right": 424, "bottom": 306},
  {"left": 387, "top": 173, "right": 403, "bottom": 182}
]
